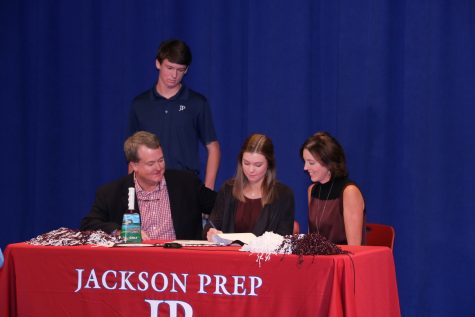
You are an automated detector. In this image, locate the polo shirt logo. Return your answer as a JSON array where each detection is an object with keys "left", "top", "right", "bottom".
[{"left": 179, "top": 105, "right": 186, "bottom": 111}]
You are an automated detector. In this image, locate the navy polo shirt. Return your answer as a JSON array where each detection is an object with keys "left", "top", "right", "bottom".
[{"left": 129, "top": 84, "right": 218, "bottom": 175}]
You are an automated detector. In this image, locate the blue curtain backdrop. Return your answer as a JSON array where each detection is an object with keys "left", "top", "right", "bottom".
[{"left": 1, "top": 1, "right": 474, "bottom": 316}]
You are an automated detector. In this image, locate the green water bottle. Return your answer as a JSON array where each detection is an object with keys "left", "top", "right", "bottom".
[{"left": 121, "top": 187, "right": 142, "bottom": 243}]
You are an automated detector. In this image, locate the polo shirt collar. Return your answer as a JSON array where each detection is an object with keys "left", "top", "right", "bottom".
[{"left": 152, "top": 83, "right": 186, "bottom": 101}]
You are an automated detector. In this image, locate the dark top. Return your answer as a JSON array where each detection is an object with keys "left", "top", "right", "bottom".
[
  {"left": 129, "top": 84, "right": 218, "bottom": 175},
  {"left": 234, "top": 198, "right": 262, "bottom": 233},
  {"left": 308, "top": 177, "right": 366, "bottom": 245},
  {"left": 80, "top": 170, "right": 216, "bottom": 240},
  {"left": 205, "top": 180, "right": 295, "bottom": 237}
]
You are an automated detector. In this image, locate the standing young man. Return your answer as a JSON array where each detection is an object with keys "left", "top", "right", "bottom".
[{"left": 129, "top": 39, "right": 220, "bottom": 189}]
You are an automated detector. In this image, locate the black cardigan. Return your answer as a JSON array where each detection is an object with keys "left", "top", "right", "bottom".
[{"left": 206, "top": 181, "right": 295, "bottom": 237}]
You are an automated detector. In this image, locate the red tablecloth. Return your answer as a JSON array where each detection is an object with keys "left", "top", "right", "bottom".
[{"left": 0, "top": 243, "right": 400, "bottom": 317}]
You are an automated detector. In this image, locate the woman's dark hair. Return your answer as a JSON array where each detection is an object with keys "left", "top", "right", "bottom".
[{"left": 300, "top": 131, "right": 348, "bottom": 178}]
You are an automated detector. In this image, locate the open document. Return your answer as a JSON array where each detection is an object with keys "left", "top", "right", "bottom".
[{"left": 211, "top": 233, "right": 257, "bottom": 246}]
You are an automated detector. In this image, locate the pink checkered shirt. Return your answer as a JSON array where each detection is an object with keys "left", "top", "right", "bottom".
[{"left": 134, "top": 176, "right": 176, "bottom": 240}]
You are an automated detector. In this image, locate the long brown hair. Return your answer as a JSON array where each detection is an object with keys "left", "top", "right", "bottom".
[{"left": 232, "top": 134, "right": 277, "bottom": 206}]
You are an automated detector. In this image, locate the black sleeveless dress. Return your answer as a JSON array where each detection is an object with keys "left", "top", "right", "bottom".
[{"left": 308, "top": 177, "right": 366, "bottom": 245}]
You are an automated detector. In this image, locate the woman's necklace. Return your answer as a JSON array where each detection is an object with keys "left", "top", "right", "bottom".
[
  {"left": 244, "top": 186, "right": 261, "bottom": 199},
  {"left": 315, "top": 179, "right": 335, "bottom": 234}
]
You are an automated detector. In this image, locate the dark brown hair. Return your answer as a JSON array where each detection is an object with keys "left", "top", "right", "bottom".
[
  {"left": 156, "top": 39, "right": 192, "bottom": 66},
  {"left": 300, "top": 131, "right": 348, "bottom": 178}
]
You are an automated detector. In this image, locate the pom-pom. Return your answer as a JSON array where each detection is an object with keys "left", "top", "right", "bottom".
[
  {"left": 240, "top": 232, "right": 350, "bottom": 266},
  {"left": 27, "top": 227, "right": 122, "bottom": 247}
]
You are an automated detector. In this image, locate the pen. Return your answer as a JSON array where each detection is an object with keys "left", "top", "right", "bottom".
[{"left": 207, "top": 219, "right": 217, "bottom": 229}]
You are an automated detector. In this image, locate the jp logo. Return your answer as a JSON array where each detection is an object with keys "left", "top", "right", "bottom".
[{"left": 145, "top": 300, "right": 193, "bottom": 317}]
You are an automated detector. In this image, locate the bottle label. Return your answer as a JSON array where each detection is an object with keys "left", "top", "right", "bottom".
[{"left": 121, "top": 213, "right": 142, "bottom": 243}]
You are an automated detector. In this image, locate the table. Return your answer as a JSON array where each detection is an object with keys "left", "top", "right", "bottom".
[{"left": 0, "top": 243, "right": 400, "bottom": 317}]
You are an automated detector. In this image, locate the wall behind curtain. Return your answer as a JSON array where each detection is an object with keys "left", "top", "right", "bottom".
[{"left": 1, "top": 1, "right": 474, "bottom": 316}]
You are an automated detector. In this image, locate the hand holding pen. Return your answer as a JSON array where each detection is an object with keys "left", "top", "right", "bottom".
[{"left": 206, "top": 219, "right": 223, "bottom": 242}]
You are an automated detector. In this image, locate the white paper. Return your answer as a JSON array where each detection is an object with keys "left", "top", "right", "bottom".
[
  {"left": 172, "top": 240, "right": 221, "bottom": 246},
  {"left": 212, "top": 233, "right": 257, "bottom": 245}
]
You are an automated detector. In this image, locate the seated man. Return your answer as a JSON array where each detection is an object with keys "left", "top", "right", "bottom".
[{"left": 80, "top": 131, "right": 216, "bottom": 240}]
